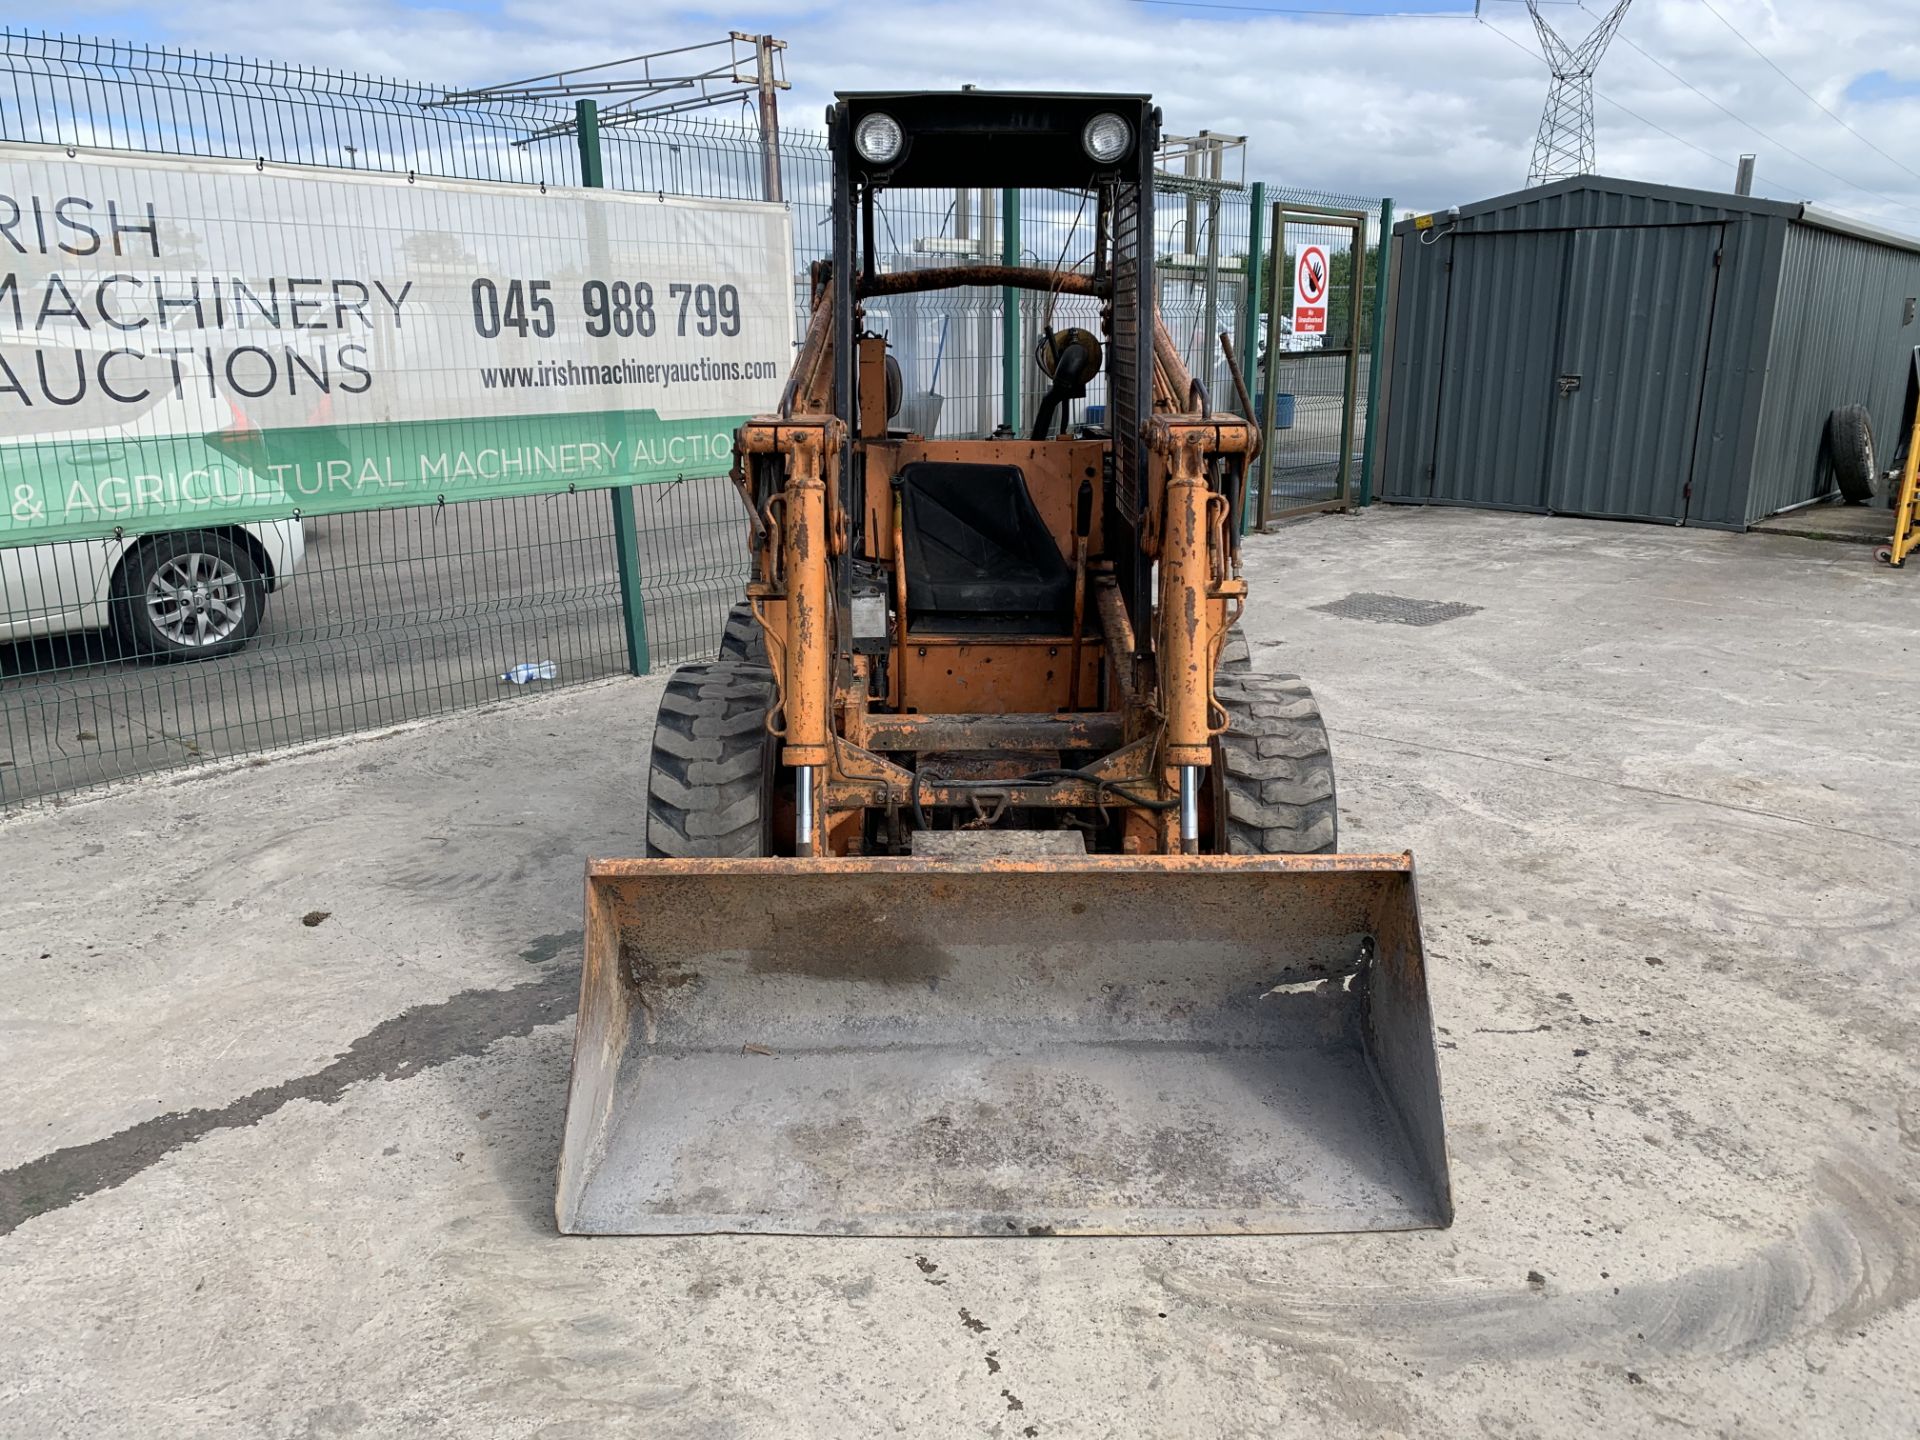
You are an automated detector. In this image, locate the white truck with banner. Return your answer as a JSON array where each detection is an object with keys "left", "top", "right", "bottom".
[{"left": 0, "top": 144, "right": 793, "bottom": 653}]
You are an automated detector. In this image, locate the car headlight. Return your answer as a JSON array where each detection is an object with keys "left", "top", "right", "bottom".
[
  {"left": 854, "top": 112, "right": 905, "bottom": 165},
  {"left": 1082, "top": 113, "right": 1131, "bottom": 163}
]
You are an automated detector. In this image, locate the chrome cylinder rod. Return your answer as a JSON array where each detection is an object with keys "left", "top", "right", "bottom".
[
  {"left": 1179, "top": 764, "right": 1202, "bottom": 855},
  {"left": 795, "top": 766, "right": 816, "bottom": 857}
]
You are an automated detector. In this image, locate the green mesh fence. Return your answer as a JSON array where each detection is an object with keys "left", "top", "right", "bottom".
[{"left": 0, "top": 30, "right": 1388, "bottom": 806}]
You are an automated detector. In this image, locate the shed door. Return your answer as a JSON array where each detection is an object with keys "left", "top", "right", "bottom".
[
  {"left": 1427, "top": 230, "right": 1568, "bottom": 507},
  {"left": 1545, "top": 224, "right": 1724, "bottom": 522}
]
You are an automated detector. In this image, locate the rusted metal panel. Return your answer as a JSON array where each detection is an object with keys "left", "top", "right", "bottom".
[
  {"left": 909, "top": 830, "right": 1088, "bottom": 857},
  {"left": 857, "top": 711, "right": 1124, "bottom": 754},
  {"left": 899, "top": 639, "right": 1099, "bottom": 715},
  {"left": 558, "top": 854, "right": 1449, "bottom": 1237},
  {"left": 586, "top": 852, "right": 1415, "bottom": 879},
  {"left": 856, "top": 335, "right": 890, "bottom": 438}
]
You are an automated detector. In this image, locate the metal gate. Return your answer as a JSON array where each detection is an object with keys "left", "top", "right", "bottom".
[{"left": 1253, "top": 203, "right": 1373, "bottom": 526}]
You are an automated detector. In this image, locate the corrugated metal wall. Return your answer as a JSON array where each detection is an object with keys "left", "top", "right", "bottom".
[
  {"left": 1382, "top": 228, "right": 1451, "bottom": 497},
  {"left": 1378, "top": 176, "right": 1920, "bottom": 530},
  {"left": 1384, "top": 229, "right": 1570, "bottom": 510},
  {"left": 1383, "top": 189, "right": 1780, "bottom": 525},
  {"left": 1679, "top": 213, "right": 1788, "bottom": 528},
  {"left": 1544, "top": 223, "right": 1722, "bottom": 522},
  {"left": 1747, "top": 223, "right": 1920, "bottom": 521}
]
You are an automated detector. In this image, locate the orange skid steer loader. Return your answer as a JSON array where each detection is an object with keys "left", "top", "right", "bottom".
[{"left": 557, "top": 91, "right": 1451, "bottom": 1237}]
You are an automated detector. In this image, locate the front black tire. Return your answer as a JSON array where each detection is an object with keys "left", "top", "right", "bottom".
[
  {"left": 1214, "top": 669, "right": 1338, "bottom": 854},
  {"left": 1826, "top": 405, "right": 1877, "bottom": 505},
  {"left": 1217, "top": 625, "right": 1253, "bottom": 675},
  {"left": 112, "top": 530, "right": 266, "bottom": 662},
  {"left": 644, "top": 660, "right": 778, "bottom": 858}
]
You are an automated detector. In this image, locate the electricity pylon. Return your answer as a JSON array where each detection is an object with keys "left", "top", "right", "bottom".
[{"left": 1526, "top": 0, "right": 1633, "bottom": 185}]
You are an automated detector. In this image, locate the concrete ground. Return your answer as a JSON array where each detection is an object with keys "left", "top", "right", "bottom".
[
  {"left": 1751, "top": 496, "right": 1906, "bottom": 546},
  {"left": 3, "top": 505, "right": 1917, "bottom": 1438}
]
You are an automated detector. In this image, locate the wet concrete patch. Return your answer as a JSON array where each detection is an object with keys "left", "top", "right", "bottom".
[
  {"left": 0, "top": 963, "right": 579, "bottom": 1236},
  {"left": 520, "top": 929, "right": 583, "bottom": 966}
]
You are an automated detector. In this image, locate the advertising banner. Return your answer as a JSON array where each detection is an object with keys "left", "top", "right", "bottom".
[{"left": 0, "top": 144, "right": 795, "bottom": 545}]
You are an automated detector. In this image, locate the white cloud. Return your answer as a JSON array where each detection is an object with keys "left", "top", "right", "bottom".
[{"left": 40, "top": 0, "right": 1920, "bottom": 230}]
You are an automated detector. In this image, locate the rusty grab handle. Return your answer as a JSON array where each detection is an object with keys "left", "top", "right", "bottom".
[
  {"left": 858, "top": 265, "right": 1106, "bottom": 299},
  {"left": 1218, "top": 331, "right": 1262, "bottom": 463}
]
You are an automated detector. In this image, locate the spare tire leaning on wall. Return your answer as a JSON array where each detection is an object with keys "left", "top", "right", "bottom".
[{"left": 1825, "top": 405, "right": 1877, "bottom": 505}]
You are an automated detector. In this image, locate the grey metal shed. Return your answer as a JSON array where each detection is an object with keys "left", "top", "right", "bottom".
[{"left": 1380, "top": 175, "right": 1920, "bottom": 529}]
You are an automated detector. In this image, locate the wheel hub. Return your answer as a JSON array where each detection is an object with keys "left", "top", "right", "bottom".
[{"left": 145, "top": 553, "right": 245, "bottom": 647}]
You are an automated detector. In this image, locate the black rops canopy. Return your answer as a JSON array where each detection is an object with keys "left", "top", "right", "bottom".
[{"left": 833, "top": 91, "right": 1156, "bottom": 190}]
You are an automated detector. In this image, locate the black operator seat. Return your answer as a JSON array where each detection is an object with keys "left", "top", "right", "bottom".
[{"left": 897, "top": 461, "right": 1074, "bottom": 635}]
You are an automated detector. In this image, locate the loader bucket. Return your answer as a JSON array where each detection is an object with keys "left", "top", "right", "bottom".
[{"left": 556, "top": 854, "right": 1451, "bottom": 1237}]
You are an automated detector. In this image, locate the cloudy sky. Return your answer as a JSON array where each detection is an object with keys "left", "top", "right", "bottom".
[{"left": 36, "top": 0, "right": 1920, "bottom": 233}]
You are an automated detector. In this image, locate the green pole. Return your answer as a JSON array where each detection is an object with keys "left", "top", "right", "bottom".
[
  {"left": 575, "top": 96, "right": 604, "bottom": 187},
  {"left": 577, "top": 98, "right": 650, "bottom": 675},
  {"left": 1238, "top": 182, "right": 1266, "bottom": 536},
  {"left": 1358, "top": 195, "right": 1394, "bottom": 509},
  {"left": 1001, "top": 188, "right": 1021, "bottom": 435}
]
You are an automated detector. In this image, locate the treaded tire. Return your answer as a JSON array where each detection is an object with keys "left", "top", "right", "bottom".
[
  {"left": 1215, "top": 670, "right": 1338, "bottom": 854},
  {"left": 1217, "top": 626, "right": 1252, "bottom": 675},
  {"left": 1826, "top": 405, "right": 1877, "bottom": 505},
  {"left": 112, "top": 529, "right": 266, "bottom": 662},
  {"left": 644, "top": 660, "right": 777, "bottom": 858},
  {"left": 716, "top": 599, "right": 769, "bottom": 666}
]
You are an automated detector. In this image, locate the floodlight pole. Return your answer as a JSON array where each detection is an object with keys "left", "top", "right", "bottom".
[{"left": 753, "top": 32, "right": 783, "bottom": 203}]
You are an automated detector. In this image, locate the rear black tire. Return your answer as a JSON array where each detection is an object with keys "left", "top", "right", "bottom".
[
  {"left": 644, "top": 660, "right": 778, "bottom": 858},
  {"left": 1214, "top": 670, "right": 1338, "bottom": 854},
  {"left": 716, "top": 599, "right": 769, "bottom": 666},
  {"left": 1826, "top": 405, "right": 1877, "bottom": 505}
]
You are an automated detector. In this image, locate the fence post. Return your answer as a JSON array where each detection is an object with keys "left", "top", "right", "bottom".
[
  {"left": 1254, "top": 201, "right": 1289, "bottom": 530},
  {"left": 1238, "top": 183, "right": 1265, "bottom": 536},
  {"left": 577, "top": 98, "right": 651, "bottom": 675},
  {"left": 1001, "top": 188, "right": 1021, "bottom": 435},
  {"left": 1358, "top": 195, "right": 1394, "bottom": 508}
]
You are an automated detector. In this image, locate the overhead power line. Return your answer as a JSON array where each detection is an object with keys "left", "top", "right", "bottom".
[
  {"left": 1589, "top": 12, "right": 1920, "bottom": 216},
  {"left": 1483, "top": 14, "right": 1920, "bottom": 222},
  {"left": 1124, "top": 0, "right": 1576, "bottom": 18},
  {"left": 1693, "top": 0, "right": 1920, "bottom": 187},
  {"left": 1576, "top": 3, "right": 1920, "bottom": 220}
]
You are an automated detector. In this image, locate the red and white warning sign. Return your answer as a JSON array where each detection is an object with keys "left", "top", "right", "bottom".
[{"left": 1292, "top": 243, "right": 1330, "bottom": 336}]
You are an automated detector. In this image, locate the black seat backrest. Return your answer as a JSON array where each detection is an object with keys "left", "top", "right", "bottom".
[{"left": 898, "top": 461, "right": 1073, "bottom": 629}]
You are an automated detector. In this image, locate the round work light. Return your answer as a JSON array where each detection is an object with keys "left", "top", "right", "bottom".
[
  {"left": 854, "top": 112, "right": 905, "bottom": 165},
  {"left": 1082, "top": 113, "right": 1131, "bottom": 163}
]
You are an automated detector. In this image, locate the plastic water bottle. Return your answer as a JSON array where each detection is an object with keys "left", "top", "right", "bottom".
[{"left": 500, "top": 660, "right": 558, "bottom": 684}]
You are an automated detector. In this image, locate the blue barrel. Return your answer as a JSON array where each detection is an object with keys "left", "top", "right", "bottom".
[{"left": 1252, "top": 394, "right": 1296, "bottom": 429}]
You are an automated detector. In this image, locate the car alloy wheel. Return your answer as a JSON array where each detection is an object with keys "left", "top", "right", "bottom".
[{"left": 143, "top": 550, "right": 249, "bottom": 648}]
